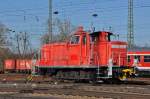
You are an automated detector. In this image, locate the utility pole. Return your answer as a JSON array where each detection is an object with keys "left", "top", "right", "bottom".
[
  {"left": 128, "top": 0, "right": 134, "bottom": 48},
  {"left": 48, "top": 0, "right": 52, "bottom": 43}
]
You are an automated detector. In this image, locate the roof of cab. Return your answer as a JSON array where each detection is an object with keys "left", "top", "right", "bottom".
[{"left": 90, "top": 31, "right": 113, "bottom": 36}]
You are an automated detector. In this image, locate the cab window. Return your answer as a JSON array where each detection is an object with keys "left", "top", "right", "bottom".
[
  {"left": 91, "top": 36, "right": 98, "bottom": 43},
  {"left": 70, "top": 36, "right": 80, "bottom": 44},
  {"left": 82, "top": 35, "right": 86, "bottom": 45}
]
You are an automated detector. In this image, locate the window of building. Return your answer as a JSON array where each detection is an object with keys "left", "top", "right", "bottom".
[
  {"left": 70, "top": 36, "right": 80, "bottom": 44},
  {"left": 134, "top": 55, "right": 140, "bottom": 62},
  {"left": 127, "top": 56, "right": 131, "bottom": 62},
  {"left": 144, "top": 56, "right": 150, "bottom": 62}
]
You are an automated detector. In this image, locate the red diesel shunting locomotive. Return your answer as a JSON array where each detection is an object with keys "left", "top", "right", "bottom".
[
  {"left": 37, "top": 27, "right": 127, "bottom": 67},
  {"left": 34, "top": 26, "right": 133, "bottom": 82}
]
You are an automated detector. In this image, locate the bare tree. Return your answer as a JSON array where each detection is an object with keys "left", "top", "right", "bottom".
[
  {"left": 0, "top": 22, "right": 10, "bottom": 71},
  {"left": 0, "top": 22, "right": 9, "bottom": 46},
  {"left": 12, "top": 32, "right": 33, "bottom": 59},
  {"left": 41, "top": 33, "right": 49, "bottom": 44},
  {"left": 41, "top": 18, "right": 76, "bottom": 44}
]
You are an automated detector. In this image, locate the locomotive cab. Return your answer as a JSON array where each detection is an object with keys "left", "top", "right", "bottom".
[
  {"left": 90, "top": 31, "right": 112, "bottom": 42},
  {"left": 67, "top": 27, "right": 91, "bottom": 65}
]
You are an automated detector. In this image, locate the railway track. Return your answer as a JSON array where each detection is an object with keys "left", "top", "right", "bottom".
[
  {"left": 0, "top": 74, "right": 150, "bottom": 99},
  {"left": 0, "top": 83, "right": 150, "bottom": 99},
  {"left": 0, "top": 74, "right": 52, "bottom": 84},
  {"left": 0, "top": 73, "right": 150, "bottom": 84}
]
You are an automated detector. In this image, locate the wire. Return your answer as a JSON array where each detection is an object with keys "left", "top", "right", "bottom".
[{"left": 0, "top": 0, "right": 149, "bottom": 40}]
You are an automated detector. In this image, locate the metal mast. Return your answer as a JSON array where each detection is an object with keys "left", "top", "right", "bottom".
[
  {"left": 48, "top": 0, "right": 52, "bottom": 43},
  {"left": 128, "top": 0, "right": 134, "bottom": 48}
]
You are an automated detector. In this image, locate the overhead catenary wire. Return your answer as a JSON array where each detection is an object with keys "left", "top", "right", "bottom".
[{"left": 0, "top": 0, "right": 149, "bottom": 47}]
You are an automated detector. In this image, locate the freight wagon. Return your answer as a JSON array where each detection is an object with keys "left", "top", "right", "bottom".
[
  {"left": 4, "top": 59, "right": 32, "bottom": 73},
  {"left": 4, "top": 59, "right": 15, "bottom": 72}
]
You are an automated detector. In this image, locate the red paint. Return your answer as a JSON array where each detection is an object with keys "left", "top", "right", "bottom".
[
  {"left": 127, "top": 51, "right": 150, "bottom": 68},
  {"left": 4, "top": 59, "right": 15, "bottom": 70},
  {"left": 16, "top": 60, "right": 32, "bottom": 70},
  {"left": 37, "top": 26, "right": 127, "bottom": 68}
]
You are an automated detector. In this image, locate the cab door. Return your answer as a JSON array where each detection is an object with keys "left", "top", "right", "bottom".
[
  {"left": 69, "top": 35, "right": 81, "bottom": 65},
  {"left": 81, "top": 35, "right": 88, "bottom": 65}
]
